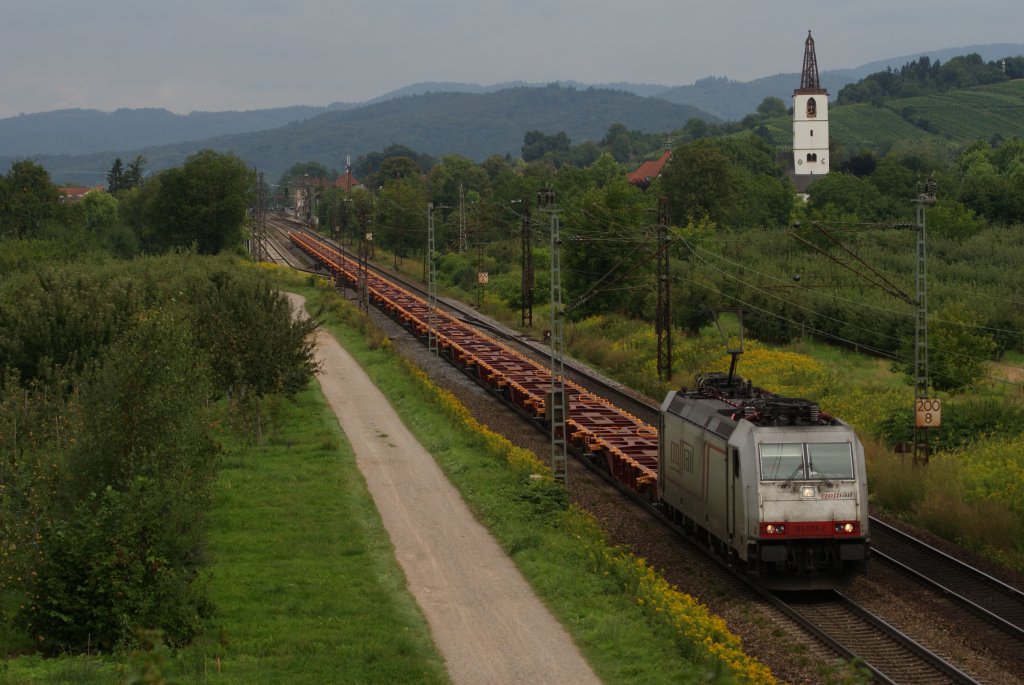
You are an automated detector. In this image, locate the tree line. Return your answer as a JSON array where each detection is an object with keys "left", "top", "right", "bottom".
[
  {"left": 294, "top": 120, "right": 1024, "bottom": 397},
  {"left": 0, "top": 149, "right": 253, "bottom": 257},
  {"left": 837, "top": 53, "right": 1024, "bottom": 105},
  {"left": 0, "top": 149, "right": 318, "bottom": 653}
]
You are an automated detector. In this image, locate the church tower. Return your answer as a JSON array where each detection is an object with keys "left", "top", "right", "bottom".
[{"left": 793, "top": 31, "right": 829, "bottom": 175}]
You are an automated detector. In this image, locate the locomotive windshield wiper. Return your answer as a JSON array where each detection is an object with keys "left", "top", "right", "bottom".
[
  {"left": 808, "top": 461, "right": 833, "bottom": 487},
  {"left": 782, "top": 462, "right": 805, "bottom": 488}
]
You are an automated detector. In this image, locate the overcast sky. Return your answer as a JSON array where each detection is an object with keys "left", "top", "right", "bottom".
[{"left": 2, "top": 0, "right": 1020, "bottom": 119}]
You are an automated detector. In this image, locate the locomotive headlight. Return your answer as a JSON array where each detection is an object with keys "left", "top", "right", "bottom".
[
  {"left": 835, "top": 522, "right": 855, "bottom": 534},
  {"left": 801, "top": 486, "right": 815, "bottom": 499},
  {"left": 763, "top": 523, "right": 785, "bottom": 535}
]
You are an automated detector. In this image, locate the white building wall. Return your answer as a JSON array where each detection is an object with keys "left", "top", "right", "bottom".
[{"left": 792, "top": 93, "right": 830, "bottom": 175}]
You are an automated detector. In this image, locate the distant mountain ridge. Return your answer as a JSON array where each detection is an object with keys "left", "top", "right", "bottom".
[
  {"left": 364, "top": 80, "right": 674, "bottom": 103},
  {"left": 4, "top": 43, "right": 1020, "bottom": 160},
  {"left": 4, "top": 42, "right": 1023, "bottom": 185},
  {"left": 24, "top": 86, "right": 712, "bottom": 185},
  {"left": 3, "top": 43, "right": 1021, "bottom": 161},
  {"left": 0, "top": 103, "right": 357, "bottom": 157},
  {"left": 0, "top": 81, "right": 675, "bottom": 159}
]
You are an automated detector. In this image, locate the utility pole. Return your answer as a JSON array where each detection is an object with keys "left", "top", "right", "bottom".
[
  {"left": 539, "top": 188, "right": 568, "bottom": 484},
  {"left": 655, "top": 196, "right": 672, "bottom": 381},
  {"left": 458, "top": 184, "right": 467, "bottom": 252},
  {"left": 357, "top": 201, "right": 370, "bottom": 313},
  {"left": 340, "top": 198, "right": 351, "bottom": 250},
  {"left": 427, "top": 203, "right": 439, "bottom": 356},
  {"left": 476, "top": 241, "right": 485, "bottom": 308},
  {"left": 251, "top": 171, "right": 267, "bottom": 262},
  {"left": 913, "top": 180, "right": 938, "bottom": 465},
  {"left": 304, "top": 186, "right": 313, "bottom": 229},
  {"left": 520, "top": 196, "right": 534, "bottom": 328}
]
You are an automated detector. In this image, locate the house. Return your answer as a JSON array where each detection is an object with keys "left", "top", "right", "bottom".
[
  {"left": 627, "top": 150, "right": 672, "bottom": 190},
  {"left": 59, "top": 186, "right": 103, "bottom": 204},
  {"left": 333, "top": 172, "right": 361, "bottom": 191}
]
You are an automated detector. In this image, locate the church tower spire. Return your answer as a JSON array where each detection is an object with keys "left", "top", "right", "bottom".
[
  {"left": 799, "top": 30, "right": 822, "bottom": 92},
  {"left": 793, "top": 30, "right": 829, "bottom": 176}
]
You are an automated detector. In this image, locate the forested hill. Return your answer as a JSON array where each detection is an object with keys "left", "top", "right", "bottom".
[
  {"left": 28, "top": 86, "right": 714, "bottom": 186},
  {"left": 657, "top": 43, "right": 1024, "bottom": 121},
  {"left": 0, "top": 104, "right": 357, "bottom": 157}
]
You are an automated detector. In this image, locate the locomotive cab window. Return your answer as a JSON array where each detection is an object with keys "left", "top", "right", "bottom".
[
  {"left": 759, "top": 442, "right": 854, "bottom": 481},
  {"left": 759, "top": 443, "right": 803, "bottom": 480},
  {"left": 807, "top": 443, "right": 854, "bottom": 479}
]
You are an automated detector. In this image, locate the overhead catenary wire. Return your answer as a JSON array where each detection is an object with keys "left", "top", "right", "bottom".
[
  {"left": 339, "top": 190, "right": 1024, "bottom": 381},
  {"left": 690, "top": 227, "right": 1024, "bottom": 343}
]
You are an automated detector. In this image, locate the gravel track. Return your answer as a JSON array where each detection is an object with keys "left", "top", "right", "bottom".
[{"left": 288, "top": 293, "right": 601, "bottom": 685}]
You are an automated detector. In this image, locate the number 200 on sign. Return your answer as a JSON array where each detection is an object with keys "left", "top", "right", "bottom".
[{"left": 915, "top": 398, "right": 941, "bottom": 427}]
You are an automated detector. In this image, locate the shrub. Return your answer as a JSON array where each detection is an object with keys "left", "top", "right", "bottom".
[
  {"left": 876, "top": 397, "right": 1024, "bottom": 451},
  {"left": 710, "top": 342, "right": 830, "bottom": 400},
  {"left": 22, "top": 480, "right": 211, "bottom": 652},
  {"left": 18, "top": 308, "right": 216, "bottom": 652},
  {"left": 864, "top": 447, "right": 927, "bottom": 514}
]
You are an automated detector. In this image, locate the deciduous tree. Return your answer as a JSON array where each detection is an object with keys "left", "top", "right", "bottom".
[
  {"left": 0, "top": 160, "right": 61, "bottom": 239},
  {"left": 143, "top": 150, "right": 253, "bottom": 254},
  {"left": 660, "top": 139, "right": 739, "bottom": 227}
]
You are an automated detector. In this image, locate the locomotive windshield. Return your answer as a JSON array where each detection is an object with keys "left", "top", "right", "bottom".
[
  {"left": 759, "top": 443, "right": 803, "bottom": 480},
  {"left": 807, "top": 443, "right": 855, "bottom": 479},
  {"left": 759, "top": 442, "right": 854, "bottom": 481}
]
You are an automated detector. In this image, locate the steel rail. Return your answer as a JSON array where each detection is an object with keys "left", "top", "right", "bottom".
[{"left": 869, "top": 518, "right": 1024, "bottom": 641}]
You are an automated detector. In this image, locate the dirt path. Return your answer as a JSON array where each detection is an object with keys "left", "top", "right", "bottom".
[{"left": 287, "top": 294, "right": 601, "bottom": 685}]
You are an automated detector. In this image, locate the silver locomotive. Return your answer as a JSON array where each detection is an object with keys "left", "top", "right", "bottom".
[{"left": 659, "top": 373, "right": 869, "bottom": 589}]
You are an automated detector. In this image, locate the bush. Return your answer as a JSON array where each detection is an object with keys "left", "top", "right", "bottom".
[
  {"left": 876, "top": 397, "right": 1024, "bottom": 451},
  {"left": 22, "top": 481, "right": 211, "bottom": 652},
  {"left": 18, "top": 309, "right": 216, "bottom": 652},
  {"left": 866, "top": 436, "right": 1024, "bottom": 570}
]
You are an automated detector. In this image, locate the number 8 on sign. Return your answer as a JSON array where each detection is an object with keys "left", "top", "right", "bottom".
[{"left": 915, "top": 398, "right": 942, "bottom": 428}]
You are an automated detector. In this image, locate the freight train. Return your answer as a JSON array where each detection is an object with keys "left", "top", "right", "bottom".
[
  {"left": 286, "top": 226, "right": 868, "bottom": 589},
  {"left": 658, "top": 372, "right": 869, "bottom": 589}
]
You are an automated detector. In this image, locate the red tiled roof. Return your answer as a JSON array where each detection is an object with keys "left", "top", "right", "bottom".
[
  {"left": 627, "top": 150, "right": 671, "bottom": 187},
  {"left": 333, "top": 174, "right": 361, "bottom": 190},
  {"left": 58, "top": 186, "right": 104, "bottom": 203}
]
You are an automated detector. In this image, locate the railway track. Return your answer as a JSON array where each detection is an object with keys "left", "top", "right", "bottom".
[
  {"left": 870, "top": 517, "right": 1024, "bottom": 640},
  {"left": 262, "top": 218, "right": 1016, "bottom": 683},
  {"left": 286, "top": 222, "right": 663, "bottom": 496},
  {"left": 780, "top": 591, "right": 979, "bottom": 684},
  {"left": 268, "top": 214, "right": 660, "bottom": 424}
]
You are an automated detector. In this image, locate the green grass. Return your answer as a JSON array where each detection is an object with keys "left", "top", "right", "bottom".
[
  {"left": 3, "top": 371, "right": 449, "bottom": 684},
  {"left": 782, "top": 336, "right": 904, "bottom": 389},
  {"left": 164, "top": 390, "right": 450, "bottom": 684}
]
